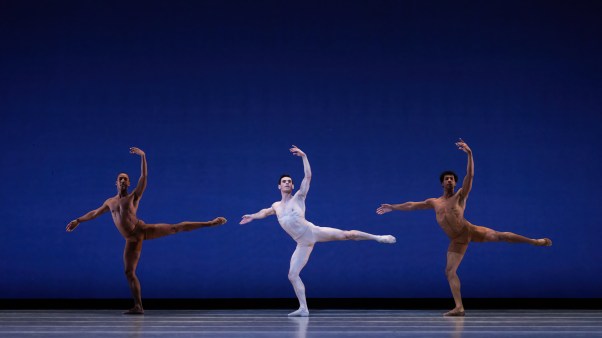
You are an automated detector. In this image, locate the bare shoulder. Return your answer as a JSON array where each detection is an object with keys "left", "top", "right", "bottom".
[
  {"left": 455, "top": 188, "right": 468, "bottom": 199},
  {"left": 130, "top": 190, "right": 141, "bottom": 199},
  {"left": 425, "top": 197, "right": 438, "bottom": 205},
  {"left": 427, "top": 197, "right": 443, "bottom": 209},
  {"left": 293, "top": 189, "right": 307, "bottom": 198},
  {"left": 103, "top": 197, "right": 116, "bottom": 208}
]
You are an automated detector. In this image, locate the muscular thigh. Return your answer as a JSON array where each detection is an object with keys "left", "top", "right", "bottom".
[
  {"left": 448, "top": 227, "right": 470, "bottom": 255},
  {"left": 289, "top": 244, "right": 314, "bottom": 274},
  {"left": 295, "top": 226, "right": 317, "bottom": 245},
  {"left": 123, "top": 240, "right": 143, "bottom": 270},
  {"left": 469, "top": 225, "right": 495, "bottom": 242},
  {"left": 140, "top": 223, "right": 176, "bottom": 240},
  {"left": 312, "top": 226, "right": 347, "bottom": 243},
  {"left": 448, "top": 240, "right": 469, "bottom": 255},
  {"left": 125, "top": 220, "right": 146, "bottom": 241}
]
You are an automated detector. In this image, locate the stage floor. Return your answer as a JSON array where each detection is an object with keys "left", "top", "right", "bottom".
[{"left": 1, "top": 309, "right": 601, "bottom": 337}]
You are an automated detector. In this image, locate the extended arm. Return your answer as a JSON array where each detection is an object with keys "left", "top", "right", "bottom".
[
  {"left": 66, "top": 201, "right": 110, "bottom": 232},
  {"left": 130, "top": 147, "right": 147, "bottom": 200},
  {"left": 290, "top": 145, "right": 311, "bottom": 197},
  {"left": 376, "top": 199, "right": 434, "bottom": 214},
  {"left": 240, "top": 207, "right": 276, "bottom": 224},
  {"left": 456, "top": 139, "right": 473, "bottom": 198}
]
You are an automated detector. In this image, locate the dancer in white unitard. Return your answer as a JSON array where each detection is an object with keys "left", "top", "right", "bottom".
[{"left": 240, "top": 145, "right": 396, "bottom": 317}]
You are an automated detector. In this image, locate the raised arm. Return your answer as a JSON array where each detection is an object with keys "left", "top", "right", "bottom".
[
  {"left": 290, "top": 145, "right": 311, "bottom": 197},
  {"left": 240, "top": 207, "right": 276, "bottom": 224},
  {"left": 130, "top": 147, "right": 147, "bottom": 200},
  {"left": 376, "top": 199, "right": 434, "bottom": 214},
  {"left": 66, "top": 200, "right": 110, "bottom": 232},
  {"left": 455, "top": 139, "right": 473, "bottom": 198}
]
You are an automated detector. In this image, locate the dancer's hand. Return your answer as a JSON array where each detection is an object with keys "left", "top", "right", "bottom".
[
  {"left": 130, "top": 147, "right": 145, "bottom": 156},
  {"left": 240, "top": 215, "right": 254, "bottom": 224},
  {"left": 289, "top": 145, "right": 306, "bottom": 157},
  {"left": 455, "top": 139, "right": 471, "bottom": 154},
  {"left": 66, "top": 219, "right": 80, "bottom": 232},
  {"left": 376, "top": 204, "right": 393, "bottom": 215}
]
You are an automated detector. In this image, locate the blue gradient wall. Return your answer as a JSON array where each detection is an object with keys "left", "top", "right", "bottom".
[{"left": 1, "top": 0, "right": 601, "bottom": 299}]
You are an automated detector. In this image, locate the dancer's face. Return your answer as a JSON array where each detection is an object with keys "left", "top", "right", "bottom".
[
  {"left": 279, "top": 177, "right": 294, "bottom": 193},
  {"left": 116, "top": 173, "right": 130, "bottom": 191},
  {"left": 442, "top": 175, "right": 456, "bottom": 190}
]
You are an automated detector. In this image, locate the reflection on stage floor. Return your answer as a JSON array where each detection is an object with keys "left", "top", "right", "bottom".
[{"left": 1, "top": 309, "right": 602, "bottom": 337}]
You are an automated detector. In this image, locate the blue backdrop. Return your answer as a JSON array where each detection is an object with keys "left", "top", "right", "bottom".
[{"left": 1, "top": 0, "right": 600, "bottom": 299}]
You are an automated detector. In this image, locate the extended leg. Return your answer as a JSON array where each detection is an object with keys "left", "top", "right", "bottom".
[
  {"left": 444, "top": 251, "right": 466, "bottom": 317},
  {"left": 312, "top": 226, "right": 396, "bottom": 244},
  {"left": 475, "top": 226, "right": 552, "bottom": 246},
  {"left": 143, "top": 217, "right": 227, "bottom": 240},
  {"left": 288, "top": 244, "right": 314, "bottom": 317},
  {"left": 123, "top": 240, "right": 144, "bottom": 314}
]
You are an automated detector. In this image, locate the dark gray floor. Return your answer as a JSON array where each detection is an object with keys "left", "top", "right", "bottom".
[{"left": 1, "top": 309, "right": 602, "bottom": 337}]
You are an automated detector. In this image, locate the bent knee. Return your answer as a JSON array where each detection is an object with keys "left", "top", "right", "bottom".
[
  {"left": 125, "top": 270, "right": 137, "bottom": 279},
  {"left": 288, "top": 272, "right": 300, "bottom": 281}
]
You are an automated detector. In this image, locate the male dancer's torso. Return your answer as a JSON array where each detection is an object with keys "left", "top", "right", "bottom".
[
  {"left": 272, "top": 194, "right": 312, "bottom": 240},
  {"left": 430, "top": 190, "right": 473, "bottom": 239},
  {"left": 105, "top": 193, "right": 140, "bottom": 239}
]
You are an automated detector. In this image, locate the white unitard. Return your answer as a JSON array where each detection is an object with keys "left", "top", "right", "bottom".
[
  {"left": 272, "top": 171, "right": 394, "bottom": 316},
  {"left": 242, "top": 148, "right": 395, "bottom": 317}
]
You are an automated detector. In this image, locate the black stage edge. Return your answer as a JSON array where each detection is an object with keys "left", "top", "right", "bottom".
[{"left": 1, "top": 298, "right": 600, "bottom": 310}]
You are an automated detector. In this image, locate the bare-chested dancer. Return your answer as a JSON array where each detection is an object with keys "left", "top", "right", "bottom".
[
  {"left": 240, "top": 145, "right": 396, "bottom": 317},
  {"left": 376, "top": 139, "right": 552, "bottom": 317},
  {"left": 66, "top": 147, "right": 227, "bottom": 315}
]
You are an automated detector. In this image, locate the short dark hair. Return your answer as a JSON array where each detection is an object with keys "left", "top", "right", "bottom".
[
  {"left": 279, "top": 174, "right": 293, "bottom": 185},
  {"left": 439, "top": 171, "right": 458, "bottom": 183}
]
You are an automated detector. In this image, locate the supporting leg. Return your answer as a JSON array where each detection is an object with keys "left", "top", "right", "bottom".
[
  {"left": 123, "top": 240, "right": 144, "bottom": 314},
  {"left": 444, "top": 251, "right": 466, "bottom": 317},
  {"left": 288, "top": 244, "right": 314, "bottom": 317}
]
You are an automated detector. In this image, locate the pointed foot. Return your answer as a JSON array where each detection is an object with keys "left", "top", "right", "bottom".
[
  {"left": 378, "top": 235, "right": 396, "bottom": 244},
  {"left": 535, "top": 238, "right": 552, "bottom": 246},
  {"left": 212, "top": 217, "right": 228, "bottom": 226}
]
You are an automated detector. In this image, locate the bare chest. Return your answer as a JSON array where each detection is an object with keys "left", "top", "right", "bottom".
[
  {"left": 433, "top": 197, "right": 465, "bottom": 219},
  {"left": 108, "top": 196, "right": 136, "bottom": 216},
  {"left": 274, "top": 199, "right": 305, "bottom": 220}
]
